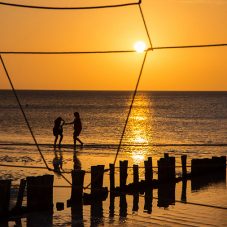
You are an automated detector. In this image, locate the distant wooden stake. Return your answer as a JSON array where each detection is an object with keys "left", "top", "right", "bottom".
[
  {"left": 181, "top": 155, "right": 187, "bottom": 179},
  {"left": 0, "top": 179, "right": 11, "bottom": 217},
  {"left": 144, "top": 157, "right": 153, "bottom": 182},
  {"left": 120, "top": 160, "right": 128, "bottom": 188},
  {"left": 27, "top": 175, "right": 54, "bottom": 212},
  {"left": 15, "top": 179, "right": 26, "bottom": 210},
  {"left": 91, "top": 165, "right": 105, "bottom": 194},
  {"left": 71, "top": 170, "right": 85, "bottom": 201},
  {"left": 109, "top": 164, "right": 115, "bottom": 191},
  {"left": 133, "top": 164, "right": 139, "bottom": 184},
  {"left": 158, "top": 156, "right": 175, "bottom": 182}
]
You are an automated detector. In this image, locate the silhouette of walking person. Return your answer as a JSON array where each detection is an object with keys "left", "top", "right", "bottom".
[
  {"left": 53, "top": 116, "right": 65, "bottom": 149},
  {"left": 65, "top": 112, "right": 83, "bottom": 148}
]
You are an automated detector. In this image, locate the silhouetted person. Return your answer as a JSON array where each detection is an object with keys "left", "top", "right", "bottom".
[
  {"left": 53, "top": 117, "right": 65, "bottom": 149},
  {"left": 65, "top": 112, "right": 83, "bottom": 147}
]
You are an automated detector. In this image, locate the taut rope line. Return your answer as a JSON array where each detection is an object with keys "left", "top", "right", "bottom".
[
  {"left": 1, "top": 44, "right": 226, "bottom": 55},
  {"left": 0, "top": 0, "right": 141, "bottom": 10},
  {"left": 113, "top": 51, "right": 148, "bottom": 165},
  {"left": 0, "top": 54, "right": 50, "bottom": 170},
  {"left": 0, "top": 54, "right": 72, "bottom": 185}
]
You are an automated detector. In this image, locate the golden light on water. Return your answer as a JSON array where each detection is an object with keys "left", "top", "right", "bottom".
[
  {"left": 134, "top": 41, "right": 146, "bottom": 53},
  {"left": 134, "top": 136, "right": 147, "bottom": 144},
  {"left": 132, "top": 151, "right": 146, "bottom": 164},
  {"left": 134, "top": 116, "right": 146, "bottom": 121},
  {"left": 126, "top": 94, "right": 153, "bottom": 163}
]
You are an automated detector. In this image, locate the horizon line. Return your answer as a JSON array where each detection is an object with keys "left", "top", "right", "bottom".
[{"left": 1, "top": 89, "right": 227, "bottom": 92}]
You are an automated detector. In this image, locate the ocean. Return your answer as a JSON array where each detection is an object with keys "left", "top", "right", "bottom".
[
  {"left": 1, "top": 90, "right": 227, "bottom": 145},
  {"left": 0, "top": 90, "right": 227, "bottom": 226}
]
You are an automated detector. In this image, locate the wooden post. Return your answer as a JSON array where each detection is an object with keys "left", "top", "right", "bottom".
[
  {"left": 144, "top": 157, "right": 153, "bottom": 183},
  {"left": 212, "top": 156, "right": 219, "bottom": 173},
  {"left": 191, "top": 157, "right": 225, "bottom": 177},
  {"left": 120, "top": 160, "right": 128, "bottom": 188},
  {"left": 203, "top": 158, "right": 210, "bottom": 175},
  {"left": 0, "top": 179, "right": 11, "bottom": 217},
  {"left": 91, "top": 165, "right": 105, "bottom": 194},
  {"left": 27, "top": 175, "right": 54, "bottom": 212},
  {"left": 211, "top": 156, "right": 226, "bottom": 174},
  {"left": 27, "top": 211, "right": 53, "bottom": 227},
  {"left": 71, "top": 170, "right": 84, "bottom": 226},
  {"left": 91, "top": 201, "right": 103, "bottom": 226},
  {"left": 133, "top": 164, "right": 139, "bottom": 184},
  {"left": 191, "top": 159, "right": 199, "bottom": 177},
  {"left": 132, "top": 193, "right": 139, "bottom": 212},
  {"left": 71, "top": 170, "right": 85, "bottom": 201},
  {"left": 221, "top": 156, "right": 226, "bottom": 173},
  {"left": 158, "top": 158, "right": 165, "bottom": 182},
  {"left": 98, "top": 165, "right": 105, "bottom": 187},
  {"left": 158, "top": 183, "right": 175, "bottom": 208},
  {"left": 158, "top": 156, "right": 175, "bottom": 182},
  {"left": 181, "top": 180, "right": 187, "bottom": 202},
  {"left": 56, "top": 202, "right": 64, "bottom": 211},
  {"left": 144, "top": 189, "right": 153, "bottom": 214},
  {"left": 181, "top": 155, "right": 187, "bottom": 179},
  {"left": 15, "top": 179, "right": 26, "bottom": 210},
  {"left": 169, "top": 157, "right": 176, "bottom": 180},
  {"left": 119, "top": 194, "right": 127, "bottom": 218},
  {"left": 71, "top": 200, "right": 83, "bottom": 227},
  {"left": 109, "top": 164, "right": 115, "bottom": 191},
  {"left": 109, "top": 193, "right": 115, "bottom": 218}
]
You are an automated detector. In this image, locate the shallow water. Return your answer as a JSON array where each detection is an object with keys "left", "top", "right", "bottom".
[
  {"left": 1, "top": 90, "right": 227, "bottom": 146},
  {"left": 0, "top": 90, "right": 227, "bottom": 226},
  {"left": 0, "top": 146, "right": 226, "bottom": 226}
]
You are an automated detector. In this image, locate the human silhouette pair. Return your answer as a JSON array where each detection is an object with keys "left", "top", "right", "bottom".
[{"left": 53, "top": 112, "right": 83, "bottom": 149}]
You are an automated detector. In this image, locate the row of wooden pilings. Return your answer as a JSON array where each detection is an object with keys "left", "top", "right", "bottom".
[
  {"left": 0, "top": 175, "right": 54, "bottom": 218},
  {"left": 111, "top": 154, "right": 226, "bottom": 191},
  {"left": 0, "top": 154, "right": 226, "bottom": 218}
]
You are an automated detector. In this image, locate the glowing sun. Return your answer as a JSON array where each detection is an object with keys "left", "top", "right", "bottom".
[{"left": 134, "top": 41, "right": 146, "bottom": 53}]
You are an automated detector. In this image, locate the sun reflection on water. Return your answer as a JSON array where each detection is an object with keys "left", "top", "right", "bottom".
[
  {"left": 132, "top": 150, "right": 146, "bottom": 164},
  {"left": 134, "top": 136, "right": 147, "bottom": 144},
  {"left": 125, "top": 93, "right": 153, "bottom": 163}
]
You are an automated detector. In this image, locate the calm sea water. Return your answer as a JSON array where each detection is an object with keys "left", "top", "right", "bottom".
[
  {"left": 0, "top": 90, "right": 227, "bottom": 226},
  {"left": 1, "top": 90, "right": 227, "bottom": 145}
]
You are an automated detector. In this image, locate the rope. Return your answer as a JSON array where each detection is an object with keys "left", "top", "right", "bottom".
[
  {"left": 0, "top": 55, "right": 50, "bottom": 170},
  {"left": 0, "top": 54, "right": 72, "bottom": 185},
  {"left": 152, "top": 43, "right": 227, "bottom": 50},
  {"left": 0, "top": 0, "right": 141, "bottom": 10},
  {"left": 0, "top": 50, "right": 136, "bottom": 55},
  {"left": 113, "top": 51, "right": 148, "bottom": 165},
  {"left": 138, "top": 4, "right": 152, "bottom": 49},
  {"left": 1, "top": 44, "right": 226, "bottom": 55}
]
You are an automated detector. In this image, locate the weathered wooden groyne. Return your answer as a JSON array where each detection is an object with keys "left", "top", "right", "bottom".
[{"left": 0, "top": 154, "right": 226, "bottom": 221}]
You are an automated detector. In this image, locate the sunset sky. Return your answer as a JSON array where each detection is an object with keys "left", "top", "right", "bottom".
[{"left": 0, "top": 0, "right": 227, "bottom": 91}]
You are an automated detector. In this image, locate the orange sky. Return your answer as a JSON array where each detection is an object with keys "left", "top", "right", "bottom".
[{"left": 0, "top": 0, "right": 227, "bottom": 90}]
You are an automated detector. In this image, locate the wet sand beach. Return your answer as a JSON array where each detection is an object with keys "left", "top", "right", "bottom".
[{"left": 0, "top": 144, "right": 227, "bottom": 226}]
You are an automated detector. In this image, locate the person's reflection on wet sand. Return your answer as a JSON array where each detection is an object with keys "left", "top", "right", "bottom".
[
  {"left": 52, "top": 149, "right": 63, "bottom": 174},
  {"left": 73, "top": 149, "right": 81, "bottom": 170},
  {"left": 71, "top": 148, "right": 83, "bottom": 226}
]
